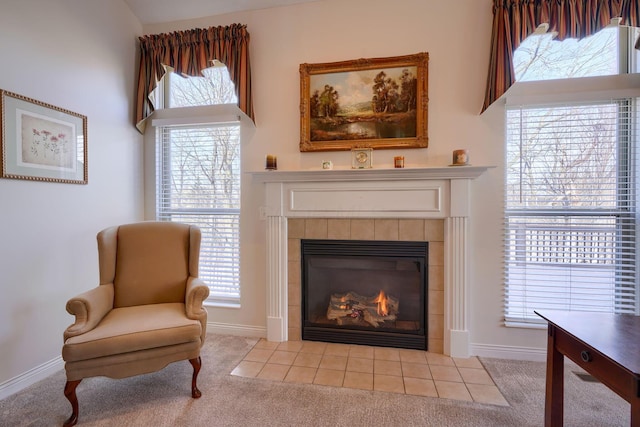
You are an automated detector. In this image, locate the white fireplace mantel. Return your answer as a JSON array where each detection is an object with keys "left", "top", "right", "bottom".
[{"left": 253, "top": 166, "right": 491, "bottom": 358}]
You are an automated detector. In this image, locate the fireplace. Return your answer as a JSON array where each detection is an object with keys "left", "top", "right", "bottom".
[
  {"left": 253, "top": 166, "right": 490, "bottom": 357},
  {"left": 302, "top": 239, "right": 428, "bottom": 350}
]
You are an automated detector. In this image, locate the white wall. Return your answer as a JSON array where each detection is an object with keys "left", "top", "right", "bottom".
[
  {"left": 144, "top": 0, "right": 547, "bottom": 359},
  {"left": 0, "top": 0, "right": 143, "bottom": 396}
]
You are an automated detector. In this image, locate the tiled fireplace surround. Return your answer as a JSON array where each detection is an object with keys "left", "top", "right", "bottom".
[
  {"left": 287, "top": 217, "right": 444, "bottom": 352},
  {"left": 254, "top": 166, "right": 489, "bottom": 358}
]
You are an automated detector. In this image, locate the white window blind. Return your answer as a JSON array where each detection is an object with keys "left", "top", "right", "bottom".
[
  {"left": 156, "top": 122, "right": 241, "bottom": 305},
  {"left": 504, "top": 99, "right": 639, "bottom": 323}
]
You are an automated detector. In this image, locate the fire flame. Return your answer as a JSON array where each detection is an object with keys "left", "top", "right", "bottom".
[
  {"left": 337, "top": 295, "right": 349, "bottom": 310},
  {"left": 373, "top": 290, "right": 389, "bottom": 316}
]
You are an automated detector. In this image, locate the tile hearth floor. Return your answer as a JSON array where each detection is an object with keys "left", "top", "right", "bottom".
[{"left": 231, "top": 339, "right": 508, "bottom": 406}]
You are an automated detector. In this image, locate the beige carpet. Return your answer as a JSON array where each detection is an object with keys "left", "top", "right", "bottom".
[{"left": 0, "top": 334, "right": 630, "bottom": 426}]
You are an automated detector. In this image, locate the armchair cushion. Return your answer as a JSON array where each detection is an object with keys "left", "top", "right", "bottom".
[
  {"left": 62, "top": 303, "right": 201, "bottom": 362},
  {"left": 113, "top": 222, "right": 191, "bottom": 308}
]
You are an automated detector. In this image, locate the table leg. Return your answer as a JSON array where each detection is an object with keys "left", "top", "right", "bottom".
[
  {"left": 632, "top": 400, "right": 640, "bottom": 427},
  {"left": 545, "top": 324, "right": 564, "bottom": 427}
]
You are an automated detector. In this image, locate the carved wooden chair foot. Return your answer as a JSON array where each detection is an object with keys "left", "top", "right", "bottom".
[
  {"left": 190, "top": 357, "right": 202, "bottom": 398},
  {"left": 63, "top": 380, "right": 81, "bottom": 427}
]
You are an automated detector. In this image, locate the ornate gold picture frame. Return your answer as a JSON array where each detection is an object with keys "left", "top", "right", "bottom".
[{"left": 299, "top": 52, "right": 428, "bottom": 152}]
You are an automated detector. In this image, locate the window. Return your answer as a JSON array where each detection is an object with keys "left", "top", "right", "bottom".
[
  {"left": 504, "top": 25, "right": 640, "bottom": 324},
  {"left": 155, "top": 64, "right": 242, "bottom": 306},
  {"left": 514, "top": 24, "right": 639, "bottom": 81},
  {"left": 168, "top": 62, "right": 237, "bottom": 108}
]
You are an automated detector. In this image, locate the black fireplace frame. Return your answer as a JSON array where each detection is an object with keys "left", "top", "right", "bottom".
[{"left": 301, "top": 239, "right": 428, "bottom": 350}]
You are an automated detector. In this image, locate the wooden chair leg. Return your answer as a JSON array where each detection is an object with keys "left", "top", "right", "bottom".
[
  {"left": 62, "top": 360, "right": 200, "bottom": 425},
  {"left": 189, "top": 357, "right": 202, "bottom": 398},
  {"left": 63, "top": 379, "right": 82, "bottom": 427}
]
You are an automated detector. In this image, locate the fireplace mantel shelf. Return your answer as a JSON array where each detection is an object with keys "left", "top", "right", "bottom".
[{"left": 252, "top": 165, "right": 492, "bottom": 183}]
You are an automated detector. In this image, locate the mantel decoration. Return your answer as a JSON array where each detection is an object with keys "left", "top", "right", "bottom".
[
  {"left": 451, "top": 149, "right": 469, "bottom": 166},
  {"left": 1, "top": 90, "right": 87, "bottom": 184},
  {"left": 351, "top": 147, "right": 373, "bottom": 169},
  {"left": 265, "top": 154, "right": 277, "bottom": 170},
  {"left": 299, "top": 52, "right": 429, "bottom": 152}
]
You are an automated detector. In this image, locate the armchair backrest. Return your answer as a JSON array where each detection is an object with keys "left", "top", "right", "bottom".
[{"left": 97, "top": 221, "right": 201, "bottom": 308}]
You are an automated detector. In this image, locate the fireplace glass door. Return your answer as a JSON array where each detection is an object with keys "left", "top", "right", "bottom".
[{"left": 302, "top": 239, "right": 428, "bottom": 350}]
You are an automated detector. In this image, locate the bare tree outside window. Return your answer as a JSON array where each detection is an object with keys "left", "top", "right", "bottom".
[
  {"left": 157, "top": 64, "right": 242, "bottom": 304},
  {"left": 169, "top": 64, "right": 238, "bottom": 107},
  {"left": 513, "top": 27, "right": 618, "bottom": 81},
  {"left": 504, "top": 26, "right": 639, "bottom": 321}
]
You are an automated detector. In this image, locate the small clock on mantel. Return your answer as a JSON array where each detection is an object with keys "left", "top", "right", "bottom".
[{"left": 351, "top": 147, "right": 373, "bottom": 169}]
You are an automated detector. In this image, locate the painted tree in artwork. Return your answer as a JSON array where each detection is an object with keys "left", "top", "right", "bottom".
[
  {"left": 398, "top": 69, "right": 417, "bottom": 112},
  {"left": 318, "top": 84, "right": 340, "bottom": 118},
  {"left": 371, "top": 71, "right": 399, "bottom": 113},
  {"left": 309, "top": 90, "right": 321, "bottom": 118}
]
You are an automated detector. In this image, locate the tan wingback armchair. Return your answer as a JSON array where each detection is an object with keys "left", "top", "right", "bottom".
[{"left": 61, "top": 222, "right": 209, "bottom": 427}]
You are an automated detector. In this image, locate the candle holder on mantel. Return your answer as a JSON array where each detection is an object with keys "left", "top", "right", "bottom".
[
  {"left": 451, "top": 149, "right": 470, "bottom": 166},
  {"left": 265, "top": 154, "right": 277, "bottom": 170}
]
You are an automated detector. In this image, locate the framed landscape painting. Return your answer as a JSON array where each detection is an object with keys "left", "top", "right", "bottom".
[
  {"left": 0, "top": 90, "right": 87, "bottom": 184},
  {"left": 299, "top": 52, "right": 429, "bottom": 152}
]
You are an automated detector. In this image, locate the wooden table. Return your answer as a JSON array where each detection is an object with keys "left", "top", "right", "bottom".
[{"left": 535, "top": 310, "right": 640, "bottom": 426}]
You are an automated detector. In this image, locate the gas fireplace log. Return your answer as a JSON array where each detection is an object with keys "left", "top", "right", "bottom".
[
  {"left": 327, "top": 291, "right": 399, "bottom": 327},
  {"left": 326, "top": 306, "right": 397, "bottom": 327}
]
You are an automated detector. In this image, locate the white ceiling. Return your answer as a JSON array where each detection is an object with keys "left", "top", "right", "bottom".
[{"left": 124, "top": 0, "right": 322, "bottom": 25}]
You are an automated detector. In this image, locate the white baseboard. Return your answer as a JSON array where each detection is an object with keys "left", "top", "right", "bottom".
[
  {"left": 471, "top": 343, "right": 547, "bottom": 362},
  {"left": 207, "top": 321, "right": 266, "bottom": 338},
  {"left": 0, "top": 356, "right": 64, "bottom": 400}
]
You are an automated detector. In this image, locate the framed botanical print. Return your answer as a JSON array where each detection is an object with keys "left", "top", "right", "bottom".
[{"left": 0, "top": 90, "right": 87, "bottom": 184}]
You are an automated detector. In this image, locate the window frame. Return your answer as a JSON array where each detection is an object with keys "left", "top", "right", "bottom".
[{"left": 503, "top": 72, "right": 640, "bottom": 327}]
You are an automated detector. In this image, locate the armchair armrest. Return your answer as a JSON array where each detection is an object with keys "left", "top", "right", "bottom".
[
  {"left": 63, "top": 283, "right": 114, "bottom": 341},
  {"left": 185, "top": 277, "right": 210, "bottom": 320}
]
